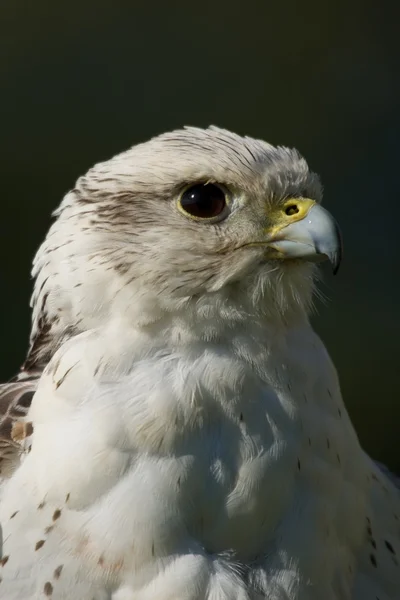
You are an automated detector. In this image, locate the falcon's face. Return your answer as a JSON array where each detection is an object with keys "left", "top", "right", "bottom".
[
  {"left": 31, "top": 127, "right": 342, "bottom": 356},
  {"left": 124, "top": 176, "right": 341, "bottom": 306}
]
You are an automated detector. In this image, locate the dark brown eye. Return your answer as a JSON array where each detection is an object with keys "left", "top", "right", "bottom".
[{"left": 179, "top": 183, "right": 227, "bottom": 219}]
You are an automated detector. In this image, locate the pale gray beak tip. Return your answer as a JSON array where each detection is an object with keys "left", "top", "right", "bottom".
[{"left": 314, "top": 211, "right": 343, "bottom": 275}]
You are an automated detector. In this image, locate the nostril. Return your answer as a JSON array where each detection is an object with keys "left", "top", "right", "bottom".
[{"left": 285, "top": 204, "right": 299, "bottom": 216}]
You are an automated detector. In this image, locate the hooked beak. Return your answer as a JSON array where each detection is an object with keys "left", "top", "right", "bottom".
[{"left": 268, "top": 200, "right": 343, "bottom": 274}]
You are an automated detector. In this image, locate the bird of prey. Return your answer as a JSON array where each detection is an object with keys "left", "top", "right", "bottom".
[{"left": 0, "top": 126, "right": 398, "bottom": 600}]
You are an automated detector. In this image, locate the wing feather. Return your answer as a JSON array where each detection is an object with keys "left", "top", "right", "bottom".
[{"left": 0, "top": 371, "right": 40, "bottom": 478}]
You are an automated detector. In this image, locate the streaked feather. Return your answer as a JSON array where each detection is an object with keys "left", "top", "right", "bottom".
[{"left": 0, "top": 371, "right": 40, "bottom": 477}]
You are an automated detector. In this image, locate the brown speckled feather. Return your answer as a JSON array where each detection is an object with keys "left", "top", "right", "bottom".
[
  {"left": 0, "top": 371, "right": 41, "bottom": 477},
  {"left": 0, "top": 275, "right": 61, "bottom": 476}
]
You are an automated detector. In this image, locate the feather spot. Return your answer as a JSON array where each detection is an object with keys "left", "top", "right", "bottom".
[
  {"left": 38, "top": 501, "right": 46, "bottom": 510},
  {"left": 35, "top": 540, "right": 45, "bottom": 551},
  {"left": 0, "top": 556, "right": 9, "bottom": 567},
  {"left": 370, "top": 554, "right": 377, "bottom": 568},
  {"left": 10, "top": 511, "right": 18, "bottom": 519},
  {"left": 53, "top": 565, "right": 63, "bottom": 579},
  {"left": 44, "top": 581, "right": 53, "bottom": 596},
  {"left": 54, "top": 361, "right": 79, "bottom": 390},
  {"left": 297, "top": 459, "right": 301, "bottom": 471},
  {"left": 97, "top": 554, "right": 124, "bottom": 572},
  {"left": 385, "top": 540, "right": 395, "bottom": 555},
  {"left": 52, "top": 509, "right": 61, "bottom": 521}
]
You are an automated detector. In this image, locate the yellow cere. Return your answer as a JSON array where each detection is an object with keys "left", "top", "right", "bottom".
[{"left": 266, "top": 198, "right": 316, "bottom": 238}]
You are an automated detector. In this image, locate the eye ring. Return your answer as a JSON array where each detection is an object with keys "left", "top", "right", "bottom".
[{"left": 177, "top": 183, "right": 230, "bottom": 222}]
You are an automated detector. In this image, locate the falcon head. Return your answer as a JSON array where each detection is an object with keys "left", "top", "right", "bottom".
[{"left": 28, "top": 126, "right": 342, "bottom": 367}]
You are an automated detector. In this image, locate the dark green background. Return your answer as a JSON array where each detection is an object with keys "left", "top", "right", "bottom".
[{"left": 1, "top": 1, "right": 399, "bottom": 469}]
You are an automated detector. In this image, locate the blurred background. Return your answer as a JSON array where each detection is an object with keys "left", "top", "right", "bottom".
[{"left": 1, "top": 0, "right": 399, "bottom": 469}]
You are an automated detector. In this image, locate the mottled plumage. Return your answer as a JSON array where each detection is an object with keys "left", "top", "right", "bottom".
[{"left": 0, "top": 126, "right": 399, "bottom": 599}]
